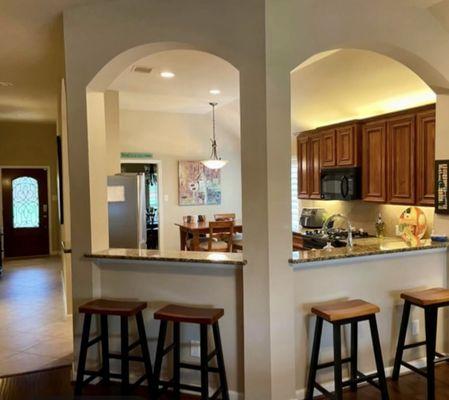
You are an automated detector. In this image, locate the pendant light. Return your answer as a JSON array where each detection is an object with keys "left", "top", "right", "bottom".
[{"left": 201, "top": 102, "right": 228, "bottom": 170}]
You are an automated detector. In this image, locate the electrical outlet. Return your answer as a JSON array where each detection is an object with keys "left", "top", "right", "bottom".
[
  {"left": 190, "top": 340, "right": 201, "bottom": 358},
  {"left": 412, "top": 319, "right": 420, "bottom": 336}
]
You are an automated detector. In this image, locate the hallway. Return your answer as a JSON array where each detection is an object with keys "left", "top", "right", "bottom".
[{"left": 0, "top": 257, "right": 73, "bottom": 376}]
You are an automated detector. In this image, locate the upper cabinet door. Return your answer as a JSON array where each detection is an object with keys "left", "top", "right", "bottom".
[
  {"left": 387, "top": 114, "right": 416, "bottom": 205},
  {"left": 321, "top": 129, "right": 336, "bottom": 167},
  {"left": 336, "top": 124, "right": 360, "bottom": 166},
  {"left": 309, "top": 135, "right": 321, "bottom": 199},
  {"left": 362, "top": 121, "right": 387, "bottom": 202},
  {"left": 297, "top": 135, "right": 310, "bottom": 199},
  {"left": 416, "top": 109, "right": 436, "bottom": 206}
]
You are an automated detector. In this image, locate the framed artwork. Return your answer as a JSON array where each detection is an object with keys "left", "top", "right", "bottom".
[
  {"left": 435, "top": 160, "right": 449, "bottom": 214},
  {"left": 178, "top": 161, "right": 221, "bottom": 206}
]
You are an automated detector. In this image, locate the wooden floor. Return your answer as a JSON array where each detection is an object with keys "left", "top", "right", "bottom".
[{"left": 2, "top": 364, "right": 449, "bottom": 399}]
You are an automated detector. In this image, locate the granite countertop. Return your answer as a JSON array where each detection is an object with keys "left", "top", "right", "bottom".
[
  {"left": 289, "top": 237, "right": 449, "bottom": 265},
  {"left": 85, "top": 248, "right": 246, "bottom": 266}
]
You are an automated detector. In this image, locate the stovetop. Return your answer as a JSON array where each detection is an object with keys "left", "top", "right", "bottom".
[{"left": 297, "top": 228, "right": 373, "bottom": 250}]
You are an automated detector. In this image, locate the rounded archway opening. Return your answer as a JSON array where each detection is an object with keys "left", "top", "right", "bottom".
[
  {"left": 290, "top": 48, "right": 436, "bottom": 240},
  {"left": 85, "top": 44, "right": 242, "bottom": 253}
]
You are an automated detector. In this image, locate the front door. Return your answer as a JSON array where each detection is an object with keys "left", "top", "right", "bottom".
[{"left": 2, "top": 168, "right": 50, "bottom": 257}]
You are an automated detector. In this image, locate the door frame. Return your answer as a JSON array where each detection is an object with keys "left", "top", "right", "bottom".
[
  {"left": 119, "top": 158, "right": 164, "bottom": 251},
  {"left": 0, "top": 165, "right": 54, "bottom": 255}
]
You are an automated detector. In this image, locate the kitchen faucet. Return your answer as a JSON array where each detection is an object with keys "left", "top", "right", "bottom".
[{"left": 323, "top": 213, "right": 353, "bottom": 248}]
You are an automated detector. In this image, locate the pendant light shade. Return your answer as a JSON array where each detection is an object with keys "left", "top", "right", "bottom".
[{"left": 201, "top": 102, "right": 228, "bottom": 170}]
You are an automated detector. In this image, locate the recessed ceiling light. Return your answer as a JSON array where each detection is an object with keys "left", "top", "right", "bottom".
[
  {"left": 0, "top": 81, "right": 13, "bottom": 87},
  {"left": 160, "top": 71, "right": 175, "bottom": 78},
  {"left": 209, "top": 89, "right": 221, "bottom": 95}
]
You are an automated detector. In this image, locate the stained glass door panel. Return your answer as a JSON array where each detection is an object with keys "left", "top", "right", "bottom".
[
  {"left": 12, "top": 177, "right": 40, "bottom": 228},
  {"left": 2, "top": 168, "right": 49, "bottom": 257}
]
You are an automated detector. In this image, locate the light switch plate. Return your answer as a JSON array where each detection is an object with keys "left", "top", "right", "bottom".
[{"left": 190, "top": 340, "right": 200, "bottom": 358}]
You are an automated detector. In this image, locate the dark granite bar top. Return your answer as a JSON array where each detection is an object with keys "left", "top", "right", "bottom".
[
  {"left": 85, "top": 248, "right": 246, "bottom": 266},
  {"left": 289, "top": 237, "right": 449, "bottom": 266}
]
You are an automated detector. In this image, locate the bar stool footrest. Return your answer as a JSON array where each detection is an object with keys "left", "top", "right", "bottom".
[
  {"left": 401, "top": 361, "right": 428, "bottom": 377},
  {"left": 209, "top": 386, "right": 223, "bottom": 400},
  {"left": 316, "top": 357, "right": 351, "bottom": 370},
  {"left": 179, "top": 362, "right": 219, "bottom": 373},
  {"left": 108, "top": 353, "right": 145, "bottom": 362},
  {"left": 87, "top": 335, "right": 102, "bottom": 347}
]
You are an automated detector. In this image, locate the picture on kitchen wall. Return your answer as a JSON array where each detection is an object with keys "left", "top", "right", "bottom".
[
  {"left": 178, "top": 161, "right": 221, "bottom": 206},
  {"left": 435, "top": 160, "right": 449, "bottom": 214}
]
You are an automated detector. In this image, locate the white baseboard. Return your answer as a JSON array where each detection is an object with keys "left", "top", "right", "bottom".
[{"left": 295, "top": 357, "right": 427, "bottom": 399}]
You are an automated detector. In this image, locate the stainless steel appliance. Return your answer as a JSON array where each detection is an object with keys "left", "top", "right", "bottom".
[
  {"left": 108, "top": 174, "right": 147, "bottom": 249},
  {"left": 300, "top": 208, "right": 326, "bottom": 229},
  {"left": 320, "top": 167, "right": 361, "bottom": 200},
  {"left": 298, "top": 227, "right": 371, "bottom": 250}
]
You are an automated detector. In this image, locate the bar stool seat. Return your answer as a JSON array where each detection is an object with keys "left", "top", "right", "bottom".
[
  {"left": 401, "top": 287, "right": 449, "bottom": 306},
  {"left": 154, "top": 304, "right": 229, "bottom": 400},
  {"left": 75, "top": 299, "right": 154, "bottom": 397},
  {"left": 393, "top": 287, "right": 449, "bottom": 400},
  {"left": 155, "top": 304, "right": 224, "bottom": 324},
  {"left": 79, "top": 299, "right": 147, "bottom": 316},
  {"left": 306, "top": 299, "right": 389, "bottom": 400},
  {"left": 312, "top": 299, "right": 380, "bottom": 322}
]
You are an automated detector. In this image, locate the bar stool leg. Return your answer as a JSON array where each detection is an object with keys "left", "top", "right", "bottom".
[
  {"left": 136, "top": 311, "right": 154, "bottom": 395},
  {"left": 392, "top": 301, "right": 411, "bottom": 380},
  {"left": 120, "top": 316, "right": 129, "bottom": 395},
  {"left": 100, "top": 315, "right": 110, "bottom": 384},
  {"left": 200, "top": 324, "right": 209, "bottom": 400},
  {"left": 154, "top": 320, "right": 168, "bottom": 391},
  {"left": 212, "top": 322, "right": 230, "bottom": 400},
  {"left": 369, "top": 316, "right": 389, "bottom": 400},
  {"left": 333, "top": 324, "right": 343, "bottom": 400},
  {"left": 75, "top": 313, "right": 92, "bottom": 395},
  {"left": 425, "top": 307, "right": 438, "bottom": 400},
  {"left": 173, "top": 322, "right": 181, "bottom": 399},
  {"left": 305, "top": 317, "right": 323, "bottom": 400},
  {"left": 350, "top": 321, "right": 358, "bottom": 392}
]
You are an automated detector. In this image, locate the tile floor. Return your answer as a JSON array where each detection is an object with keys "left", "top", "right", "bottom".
[{"left": 0, "top": 256, "right": 73, "bottom": 376}]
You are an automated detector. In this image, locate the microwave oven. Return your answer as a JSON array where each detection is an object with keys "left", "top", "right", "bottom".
[{"left": 320, "top": 167, "right": 361, "bottom": 200}]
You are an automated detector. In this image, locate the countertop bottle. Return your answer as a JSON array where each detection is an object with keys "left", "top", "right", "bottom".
[{"left": 375, "top": 213, "right": 385, "bottom": 238}]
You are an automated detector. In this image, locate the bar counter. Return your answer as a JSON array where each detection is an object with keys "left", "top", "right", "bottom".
[
  {"left": 290, "top": 237, "right": 449, "bottom": 267},
  {"left": 85, "top": 248, "right": 246, "bottom": 266}
]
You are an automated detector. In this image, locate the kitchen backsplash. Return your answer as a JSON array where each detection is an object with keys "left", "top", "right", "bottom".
[{"left": 299, "top": 199, "right": 435, "bottom": 238}]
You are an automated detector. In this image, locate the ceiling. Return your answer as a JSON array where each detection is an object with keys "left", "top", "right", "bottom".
[
  {"left": 291, "top": 49, "right": 436, "bottom": 133},
  {"left": 110, "top": 50, "right": 239, "bottom": 114},
  {"left": 0, "top": 0, "right": 449, "bottom": 123},
  {"left": 0, "top": 0, "right": 102, "bottom": 122}
]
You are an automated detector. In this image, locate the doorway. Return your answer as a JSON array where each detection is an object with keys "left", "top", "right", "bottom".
[
  {"left": 120, "top": 161, "right": 161, "bottom": 249},
  {"left": 2, "top": 168, "right": 50, "bottom": 257}
]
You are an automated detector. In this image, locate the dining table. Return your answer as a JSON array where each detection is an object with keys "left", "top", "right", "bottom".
[{"left": 175, "top": 220, "right": 243, "bottom": 251}]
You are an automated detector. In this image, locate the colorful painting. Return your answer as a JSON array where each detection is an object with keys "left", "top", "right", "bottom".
[
  {"left": 178, "top": 161, "right": 221, "bottom": 206},
  {"left": 436, "top": 160, "right": 449, "bottom": 214},
  {"left": 398, "top": 206, "right": 427, "bottom": 246}
]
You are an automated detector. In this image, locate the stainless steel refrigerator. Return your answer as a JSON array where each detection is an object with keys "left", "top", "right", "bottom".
[{"left": 107, "top": 174, "right": 147, "bottom": 249}]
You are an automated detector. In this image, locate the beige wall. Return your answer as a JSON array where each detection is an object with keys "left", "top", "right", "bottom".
[
  {"left": 63, "top": 1, "right": 449, "bottom": 399},
  {"left": 119, "top": 108, "right": 242, "bottom": 251},
  {"left": 0, "top": 120, "right": 60, "bottom": 253},
  {"left": 294, "top": 249, "right": 448, "bottom": 397}
]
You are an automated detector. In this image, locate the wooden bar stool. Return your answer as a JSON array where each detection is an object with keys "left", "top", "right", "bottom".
[
  {"left": 305, "top": 299, "right": 389, "bottom": 400},
  {"left": 74, "top": 299, "right": 154, "bottom": 396},
  {"left": 392, "top": 288, "right": 449, "bottom": 400},
  {"left": 153, "top": 304, "right": 229, "bottom": 400}
]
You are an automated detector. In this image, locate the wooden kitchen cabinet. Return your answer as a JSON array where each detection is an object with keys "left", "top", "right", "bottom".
[
  {"left": 336, "top": 124, "right": 360, "bottom": 166},
  {"left": 416, "top": 109, "right": 436, "bottom": 206},
  {"left": 320, "top": 129, "right": 336, "bottom": 167},
  {"left": 309, "top": 135, "right": 322, "bottom": 198},
  {"left": 387, "top": 114, "right": 416, "bottom": 205},
  {"left": 297, "top": 134, "right": 310, "bottom": 199},
  {"left": 362, "top": 121, "right": 387, "bottom": 202}
]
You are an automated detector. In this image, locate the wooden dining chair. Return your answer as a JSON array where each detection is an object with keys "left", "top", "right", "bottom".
[
  {"left": 214, "top": 213, "right": 236, "bottom": 221},
  {"left": 199, "top": 221, "right": 234, "bottom": 252}
]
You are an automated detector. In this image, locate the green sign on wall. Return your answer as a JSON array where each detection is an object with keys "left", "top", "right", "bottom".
[{"left": 120, "top": 152, "right": 153, "bottom": 159}]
